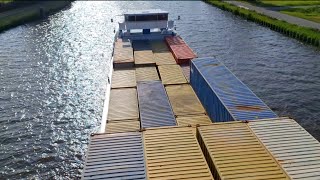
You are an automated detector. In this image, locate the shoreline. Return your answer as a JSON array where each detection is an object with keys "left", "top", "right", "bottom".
[
  {"left": 204, "top": 0, "right": 320, "bottom": 47},
  {"left": 0, "top": 1, "right": 71, "bottom": 33}
]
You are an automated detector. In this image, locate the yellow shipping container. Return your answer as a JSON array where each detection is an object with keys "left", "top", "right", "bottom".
[
  {"left": 113, "top": 41, "right": 134, "bottom": 65},
  {"left": 143, "top": 127, "right": 214, "bottom": 180},
  {"left": 105, "top": 120, "right": 140, "bottom": 134},
  {"left": 197, "top": 122, "right": 289, "bottom": 180},
  {"left": 248, "top": 117, "right": 320, "bottom": 180},
  {"left": 158, "top": 65, "right": 187, "bottom": 85},
  {"left": 154, "top": 52, "right": 176, "bottom": 65},
  {"left": 134, "top": 50, "right": 156, "bottom": 65},
  {"left": 107, "top": 88, "right": 139, "bottom": 121},
  {"left": 111, "top": 69, "right": 136, "bottom": 89},
  {"left": 166, "top": 84, "right": 206, "bottom": 116},
  {"left": 136, "top": 66, "right": 159, "bottom": 82},
  {"left": 176, "top": 114, "right": 211, "bottom": 126}
]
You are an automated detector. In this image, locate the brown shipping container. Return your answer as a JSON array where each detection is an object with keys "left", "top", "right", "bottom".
[
  {"left": 154, "top": 52, "right": 177, "bottom": 65},
  {"left": 165, "top": 84, "right": 206, "bottom": 116},
  {"left": 197, "top": 122, "right": 289, "bottom": 180},
  {"left": 107, "top": 88, "right": 139, "bottom": 121},
  {"left": 165, "top": 36, "right": 197, "bottom": 64},
  {"left": 143, "top": 127, "right": 214, "bottom": 179},
  {"left": 113, "top": 41, "right": 134, "bottom": 67},
  {"left": 158, "top": 65, "right": 187, "bottom": 85},
  {"left": 176, "top": 114, "right": 211, "bottom": 126},
  {"left": 111, "top": 69, "right": 136, "bottom": 89},
  {"left": 134, "top": 50, "right": 156, "bottom": 66},
  {"left": 136, "top": 66, "right": 159, "bottom": 82},
  {"left": 248, "top": 117, "right": 320, "bottom": 180},
  {"left": 105, "top": 119, "right": 140, "bottom": 134}
]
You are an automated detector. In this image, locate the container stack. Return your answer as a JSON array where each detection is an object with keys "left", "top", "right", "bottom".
[
  {"left": 190, "top": 57, "right": 278, "bottom": 122},
  {"left": 83, "top": 35, "right": 320, "bottom": 179},
  {"left": 165, "top": 36, "right": 197, "bottom": 64}
]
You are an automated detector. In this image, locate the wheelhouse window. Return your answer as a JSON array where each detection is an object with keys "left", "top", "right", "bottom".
[
  {"left": 158, "top": 14, "right": 168, "bottom": 20},
  {"left": 125, "top": 14, "right": 168, "bottom": 22}
]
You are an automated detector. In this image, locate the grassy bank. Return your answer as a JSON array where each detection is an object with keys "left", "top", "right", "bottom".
[
  {"left": 0, "top": 1, "right": 71, "bottom": 33},
  {"left": 204, "top": 0, "right": 320, "bottom": 47},
  {"left": 281, "top": 7, "right": 320, "bottom": 23}
]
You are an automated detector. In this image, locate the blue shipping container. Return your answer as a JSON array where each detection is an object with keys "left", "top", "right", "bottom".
[
  {"left": 137, "top": 81, "right": 176, "bottom": 128},
  {"left": 82, "top": 132, "right": 146, "bottom": 179},
  {"left": 190, "top": 57, "right": 277, "bottom": 122}
]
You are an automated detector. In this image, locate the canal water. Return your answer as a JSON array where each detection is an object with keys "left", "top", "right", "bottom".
[{"left": 0, "top": 1, "right": 319, "bottom": 179}]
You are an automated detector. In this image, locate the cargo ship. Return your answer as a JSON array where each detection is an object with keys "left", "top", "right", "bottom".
[{"left": 82, "top": 10, "right": 320, "bottom": 179}]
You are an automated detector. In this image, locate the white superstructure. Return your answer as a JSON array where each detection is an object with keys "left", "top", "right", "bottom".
[{"left": 118, "top": 9, "right": 175, "bottom": 40}]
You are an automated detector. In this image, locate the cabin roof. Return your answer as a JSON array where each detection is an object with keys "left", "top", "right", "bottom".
[{"left": 124, "top": 9, "right": 168, "bottom": 16}]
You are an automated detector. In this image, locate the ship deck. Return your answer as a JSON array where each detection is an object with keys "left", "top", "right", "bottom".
[{"left": 81, "top": 35, "right": 320, "bottom": 180}]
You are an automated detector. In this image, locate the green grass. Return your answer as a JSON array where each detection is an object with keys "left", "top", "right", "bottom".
[
  {"left": 204, "top": 0, "right": 320, "bottom": 47},
  {"left": 259, "top": 0, "right": 320, "bottom": 7},
  {"left": 281, "top": 7, "right": 320, "bottom": 23}
]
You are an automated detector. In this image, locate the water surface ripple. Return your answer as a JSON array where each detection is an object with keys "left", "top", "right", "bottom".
[{"left": 0, "top": 1, "right": 319, "bottom": 179}]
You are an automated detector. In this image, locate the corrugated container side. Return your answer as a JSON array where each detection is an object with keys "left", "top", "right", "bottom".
[
  {"left": 105, "top": 119, "right": 140, "bottom": 134},
  {"left": 197, "top": 123, "right": 289, "bottom": 180},
  {"left": 143, "top": 127, "right": 214, "bottom": 180},
  {"left": 190, "top": 60, "right": 232, "bottom": 122},
  {"left": 158, "top": 65, "right": 187, "bottom": 85},
  {"left": 107, "top": 88, "right": 139, "bottom": 121},
  {"left": 137, "top": 81, "right": 176, "bottom": 128},
  {"left": 111, "top": 69, "right": 136, "bottom": 89},
  {"left": 136, "top": 66, "right": 159, "bottom": 82},
  {"left": 165, "top": 84, "right": 206, "bottom": 116},
  {"left": 134, "top": 50, "right": 156, "bottom": 66},
  {"left": 82, "top": 132, "right": 146, "bottom": 179},
  {"left": 180, "top": 64, "right": 190, "bottom": 82},
  {"left": 248, "top": 118, "right": 320, "bottom": 180},
  {"left": 191, "top": 57, "right": 277, "bottom": 122},
  {"left": 150, "top": 40, "right": 169, "bottom": 52},
  {"left": 154, "top": 52, "right": 176, "bottom": 65},
  {"left": 176, "top": 114, "right": 212, "bottom": 126},
  {"left": 133, "top": 40, "right": 152, "bottom": 51}
]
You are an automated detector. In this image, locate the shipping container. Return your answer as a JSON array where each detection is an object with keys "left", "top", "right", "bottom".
[
  {"left": 143, "top": 127, "right": 214, "bottom": 180},
  {"left": 82, "top": 132, "right": 146, "bottom": 179},
  {"left": 105, "top": 120, "right": 140, "bottom": 134},
  {"left": 133, "top": 40, "right": 152, "bottom": 51},
  {"left": 248, "top": 117, "right": 320, "bottom": 180},
  {"left": 165, "top": 84, "right": 206, "bottom": 116},
  {"left": 150, "top": 40, "right": 169, "bottom": 52},
  {"left": 176, "top": 114, "right": 211, "bottom": 126},
  {"left": 137, "top": 81, "right": 176, "bottom": 128},
  {"left": 134, "top": 50, "right": 156, "bottom": 66},
  {"left": 165, "top": 36, "right": 197, "bottom": 64},
  {"left": 111, "top": 69, "right": 136, "bottom": 89},
  {"left": 113, "top": 41, "right": 134, "bottom": 68},
  {"left": 158, "top": 65, "right": 187, "bottom": 85},
  {"left": 107, "top": 88, "right": 139, "bottom": 121},
  {"left": 154, "top": 52, "right": 176, "bottom": 65},
  {"left": 136, "top": 66, "right": 159, "bottom": 82},
  {"left": 197, "top": 122, "right": 289, "bottom": 180},
  {"left": 180, "top": 64, "right": 190, "bottom": 82},
  {"left": 190, "top": 57, "right": 278, "bottom": 122}
]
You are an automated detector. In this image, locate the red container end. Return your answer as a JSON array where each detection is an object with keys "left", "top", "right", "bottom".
[{"left": 165, "top": 36, "right": 197, "bottom": 64}]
